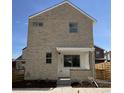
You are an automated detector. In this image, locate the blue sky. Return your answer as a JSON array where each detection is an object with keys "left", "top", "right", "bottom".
[{"left": 13, "top": 0, "right": 111, "bottom": 59}]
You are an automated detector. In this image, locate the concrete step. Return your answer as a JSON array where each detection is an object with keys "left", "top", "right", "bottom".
[{"left": 57, "top": 77, "right": 71, "bottom": 86}]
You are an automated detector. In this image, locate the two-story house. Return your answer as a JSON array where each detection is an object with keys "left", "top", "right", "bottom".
[{"left": 21, "top": 1, "right": 96, "bottom": 82}]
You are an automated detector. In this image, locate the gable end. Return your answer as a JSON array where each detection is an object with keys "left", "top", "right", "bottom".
[{"left": 29, "top": 1, "right": 96, "bottom": 23}]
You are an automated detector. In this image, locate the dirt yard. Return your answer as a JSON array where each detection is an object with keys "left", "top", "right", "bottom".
[
  {"left": 71, "top": 81, "right": 111, "bottom": 88},
  {"left": 12, "top": 80, "right": 57, "bottom": 88}
]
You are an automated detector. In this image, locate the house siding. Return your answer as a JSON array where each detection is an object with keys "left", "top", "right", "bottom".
[
  {"left": 23, "top": 3, "right": 94, "bottom": 80},
  {"left": 70, "top": 70, "right": 92, "bottom": 81},
  {"left": 70, "top": 52, "right": 95, "bottom": 81}
]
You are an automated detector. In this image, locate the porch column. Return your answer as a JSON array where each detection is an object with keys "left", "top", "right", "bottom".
[{"left": 91, "top": 51, "right": 95, "bottom": 79}]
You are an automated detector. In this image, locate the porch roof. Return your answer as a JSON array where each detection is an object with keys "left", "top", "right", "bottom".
[{"left": 56, "top": 47, "right": 94, "bottom": 52}]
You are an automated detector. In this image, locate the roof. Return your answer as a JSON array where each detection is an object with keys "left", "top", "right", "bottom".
[
  {"left": 94, "top": 45, "right": 105, "bottom": 51},
  {"left": 23, "top": 47, "right": 27, "bottom": 50},
  {"left": 29, "top": 1, "right": 96, "bottom": 22},
  {"left": 16, "top": 55, "right": 23, "bottom": 60}
]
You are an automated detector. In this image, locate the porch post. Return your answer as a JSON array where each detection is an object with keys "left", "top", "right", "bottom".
[{"left": 91, "top": 51, "right": 96, "bottom": 79}]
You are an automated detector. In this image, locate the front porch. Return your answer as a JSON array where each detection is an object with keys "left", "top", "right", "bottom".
[{"left": 56, "top": 47, "right": 95, "bottom": 80}]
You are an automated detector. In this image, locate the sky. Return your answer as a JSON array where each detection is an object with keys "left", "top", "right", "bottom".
[{"left": 13, "top": 0, "right": 111, "bottom": 59}]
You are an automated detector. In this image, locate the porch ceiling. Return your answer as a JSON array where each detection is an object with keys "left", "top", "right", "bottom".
[{"left": 56, "top": 47, "right": 94, "bottom": 52}]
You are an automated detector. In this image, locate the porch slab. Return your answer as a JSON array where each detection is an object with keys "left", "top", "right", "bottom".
[{"left": 57, "top": 77, "right": 71, "bottom": 86}]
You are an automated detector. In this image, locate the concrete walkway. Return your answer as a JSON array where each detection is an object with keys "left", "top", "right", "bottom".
[{"left": 13, "top": 87, "right": 111, "bottom": 93}]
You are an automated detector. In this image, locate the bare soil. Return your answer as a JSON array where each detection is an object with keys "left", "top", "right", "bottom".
[
  {"left": 12, "top": 80, "right": 57, "bottom": 88},
  {"left": 71, "top": 81, "right": 111, "bottom": 88}
]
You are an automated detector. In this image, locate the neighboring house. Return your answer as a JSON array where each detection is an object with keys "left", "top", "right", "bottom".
[
  {"left": 94, "top": 45, "right": 105, "bottom": 64},
  {"left": 15, "top": 55, "right": 25, "bottom": 70},
  {"left": 12, "top": 55, "right": 26, "bottom": 75},
  {"left": 12, "top": 60, "right": 16, "bottom": 70},
  {"left": 21, "top": 1, "right": 96, "bottom": 81},
  {"left": 105, "top": 51, "right": 111, "bottom": 62}
]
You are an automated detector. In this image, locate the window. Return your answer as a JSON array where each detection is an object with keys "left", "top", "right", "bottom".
[
  {"left": 69, "top": 23, "right": 78, "bottom": 32},
  {"left": 33, "top": 22, "right": 43, "bottom": 27},
  {"left": 96, "top": 51, "right": 100, "bottom": 58},
  {"left": 96, "top": 51, "right": 100, "bottom": 55},
  {"left": 39, "top": 22, "right": 43, "bottom": 26},
  {"left": 64, "top": 55, "right": 80, "bottom": 67},
  {"left": 21, "top": 61, "right": 25, "bottom": 64},
  {"left": 46, "top": 52, "right": 52, "bottom": 63},
  {"left": 33, "top": 22, "right": 38, "bottom": 26}
]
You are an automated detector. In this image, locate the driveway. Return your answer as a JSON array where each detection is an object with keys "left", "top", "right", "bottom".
[{"left": 13, "top": 87, "right": 111, "bottom": 93}]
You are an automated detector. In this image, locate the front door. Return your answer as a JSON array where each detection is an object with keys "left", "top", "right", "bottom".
[
  {"left": 58, "top": 54, "right": 80, "bottom": 77},
  {"left": 58, "top": 53, "right": 70, "bottom": 77}
]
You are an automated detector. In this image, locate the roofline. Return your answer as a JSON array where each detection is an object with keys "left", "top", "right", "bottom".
[
  {"left": 29, "top": 1, "right": 96, "bottom": 23},
  {"left": 15, "top": 55, "right": 22, "bottom": 60},
  {"left": 94, "top": 45, "right": 105, "bottom": 50},
  {"left": 23, "top": 47, "right": 27, "bottom": 50}
]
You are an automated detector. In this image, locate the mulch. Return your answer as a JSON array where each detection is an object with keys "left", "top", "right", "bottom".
[
  {"left": 13, "top": 80, "right": 111, "bottom": 88},
  {"left": 71, "top": 81, "right": 111, "bottom": 88},
  {"left": 12, "top": 80, "right": 57, "bottom": 88}
]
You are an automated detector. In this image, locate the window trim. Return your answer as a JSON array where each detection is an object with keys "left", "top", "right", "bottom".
[
  {"left": 64, "top": 55, "right": 80, "bottom": 67},
  {"left": 69, "top": 22, "right": 78, "bottom": 33},
  {"left": 33, "top": 22, "right": 43, "bottom": 27}
]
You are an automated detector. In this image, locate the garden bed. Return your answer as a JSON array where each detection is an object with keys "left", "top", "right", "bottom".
[
  {"left": 12, "top": 80, "right": 57, "bottom": 88},
  {"left": 71, "top": 81, "right": 111, "bottom": 88}
]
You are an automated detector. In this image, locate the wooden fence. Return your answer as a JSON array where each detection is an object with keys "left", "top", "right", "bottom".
[{"left": 95, "top": 62, "right": 111, "bottom": 80}]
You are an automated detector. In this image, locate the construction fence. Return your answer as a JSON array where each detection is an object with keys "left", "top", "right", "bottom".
[{"left": 95, "top": 62, "right": 111, "bottom": 81}]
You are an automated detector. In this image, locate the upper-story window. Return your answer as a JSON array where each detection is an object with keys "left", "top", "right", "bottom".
[
  {"left": 33, "top": 22, "right": 43, "bottom": 27},
  {"left": 69, "top": 22, "right": 78, "bottom": 33}
]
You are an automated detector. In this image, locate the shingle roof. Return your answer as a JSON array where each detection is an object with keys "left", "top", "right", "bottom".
[{"left": 94, "top": 45, "right": 105, "bottom": 50}]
